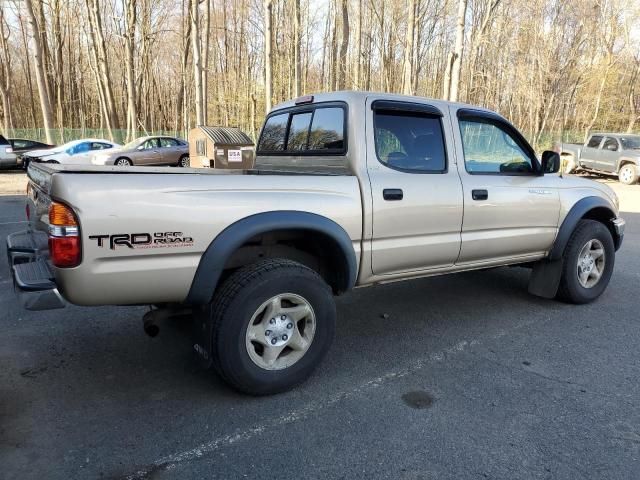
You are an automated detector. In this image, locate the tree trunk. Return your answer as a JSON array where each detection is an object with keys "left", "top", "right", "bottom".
[
  {"left": 24, "top": 0, "right": 54, "bottom": 144},
  {"left": 191, "top": 0, "right": 204, "bottom": 125},
  {"left": 124, "top": 0, "right": 138, "bottom": 141},
  {"left": 449, "top": 0, "right": 468, "bottom": 102},
  {"left": 293, "top": 0, "right": 301, "bottom": 97},
  {"left": 402, "top": 0, "right": 417, "bottom": 95},
  {"left": 337, "top": 0, "right": 349, "bottom": 90},
  {"left": 264, "top": 0, "right": 273, "bottom": 112}
]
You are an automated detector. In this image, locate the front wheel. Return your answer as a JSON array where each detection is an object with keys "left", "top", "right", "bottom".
[
  {"left": 618, "top": 164, "right": 638, "bottom": 185},
  {"left": 556, "top": 219, "right": 615, "bottom": 304},
  {"left": 209, "top": 259, "right": 336, "bottom": 395}
]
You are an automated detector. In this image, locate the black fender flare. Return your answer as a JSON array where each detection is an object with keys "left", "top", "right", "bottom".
[
  {"left": 185, "top": 211, "right": 358, "bottom": 305},
  {"left": 549, "top": 196, "right": 618, "bottom": 261}
]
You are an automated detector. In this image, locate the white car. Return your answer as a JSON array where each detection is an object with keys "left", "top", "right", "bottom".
[{"left": 23, "top": 139, "right": 120, "bottom": 167}]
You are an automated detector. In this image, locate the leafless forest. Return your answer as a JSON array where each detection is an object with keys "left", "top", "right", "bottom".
[{"left": 0, "top": 0, "right": 639, "bottom": 147}]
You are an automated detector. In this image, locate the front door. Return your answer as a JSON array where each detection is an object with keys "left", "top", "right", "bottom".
[
  {"left": 368, "top": 99, "right": 464, "bottom": 275},
  {"left": 452, "top": 107, "right": 560, "bottom": 265},
  {"left": 598, "top": 137, "right": 620, "bottom": 172}
]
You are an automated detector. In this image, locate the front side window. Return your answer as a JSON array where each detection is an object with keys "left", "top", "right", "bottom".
[
  {"left": 142, "top": 139, "right": 159, "bottom": 149},
  {"left": 602, "top": 138, "right": 618, "bottom": 151},
  {"left": 587, "top": 136, "right": 603, "bottom": 148},
  {"left": 459, "top": 119, "right": 534, "bottom": 174},
  {"left": 257, "top": 105, "right": 346, "bottom": 155},
  {"left": 71, "top": 142, "right": 90, "bottom": 154},
  {"left": 374, "top": 109, "right": 446, "bottom": 172}
]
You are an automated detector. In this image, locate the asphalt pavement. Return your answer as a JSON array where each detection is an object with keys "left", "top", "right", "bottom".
[{"left": 1, "top": 173, "right": 639, "bottom": 480}]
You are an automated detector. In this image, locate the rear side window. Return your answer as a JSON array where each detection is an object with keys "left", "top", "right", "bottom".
[
  {"left": 257, "top": 105, "right": 346, "bottom": 155},
  {"left": 160, "top": 138, "right": 179, "bottom": 147},
  {"left": 587, "top": 136, "right": 603, "bottom": 148},
  {"left": 374, "top": 110, "right": 446, "bottom": 173},
  {"left": 91, "top": 142, "right": 113, "bottom": 150}
]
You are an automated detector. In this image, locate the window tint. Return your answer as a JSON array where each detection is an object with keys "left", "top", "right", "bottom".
[
  {"left": 0, "top": 135, "right": 8, "bottom": 145},
  {"left": 459, "top": 119, "right": 533, "bottom": 174},
  {"left": 287, "top": 112, "right": 312, "bottom": 150},
  {"left": 374, "top": 111, "right": 446, "bottom": 172},
  {"left": 587, "top": 136, "right": 603, "bottom": 148},
  {"left": 160, "top": 138, "right": 178, "bottom": 147},
  {"left": 257, "top": 106, "right": 346, "bottom": 154},
  {"left": 258, "top": 113, "right": 288, "bottom": 151},
  {"left": 602, "top": 137, "right": 618, "bottom": 151},
  {"left": 308, "top": 108, "right": 344, "bottom": 150},
  {"left": 91, "top": 142, "right": 112, "bottom": 150},
  {"left": 75, "top": 142, "right": 91, "bottom": 154}
]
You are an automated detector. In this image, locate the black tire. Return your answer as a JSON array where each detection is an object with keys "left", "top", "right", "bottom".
[
  {"left": 618, "top": 164, "right": 638, "bottom": 185},
  {"left": 115, "top": 157, "right": 132, "bottom": 166},
  {"left": 209, "top": 258, "right": 336, "bottom": 395},
  {"left": 556, "top": 219, "right": 615, "bottom": 304},
  {"left": 178, "top": 155, "right": 190, "bottom": 167}
]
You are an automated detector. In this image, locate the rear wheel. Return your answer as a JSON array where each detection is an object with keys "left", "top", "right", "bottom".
[
  {"left": 618, "top": 164, "right": 638, "bottom": 185},
  {"left": 178, "top": 155, "right": 190, "bottom": 167},
  {"left": 115, "top": 157, "right": 132, "bottom": 167},
  {"left": 556, "top": 220, "right": 614, "bottom": 304},
  {"left": 209, "top": 259, "right": 336, "bottom": 395}
]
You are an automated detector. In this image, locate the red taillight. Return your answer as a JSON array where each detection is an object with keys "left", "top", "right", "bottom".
[
  {"left": 48, "top": 201, "right": 81, "bottom": 268},
  {"left": 49, "top": 236, "right": 81, "bottom": 268}
]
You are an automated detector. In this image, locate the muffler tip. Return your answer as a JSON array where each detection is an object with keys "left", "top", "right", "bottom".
[{"left": 144, "top": 322, "right": 160, "bottom": 338}]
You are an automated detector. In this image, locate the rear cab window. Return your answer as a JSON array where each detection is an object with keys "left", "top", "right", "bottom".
[
  {"left": 256, "top": 102, "right": 347, "bottom": 173},
  {"left": 0, "top": 135, "right": 8, "bottom": 146}
]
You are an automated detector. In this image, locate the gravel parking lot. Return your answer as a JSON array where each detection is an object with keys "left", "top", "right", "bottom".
[{"left": 1, "top": 170, "right": 639, "bottom": 480}]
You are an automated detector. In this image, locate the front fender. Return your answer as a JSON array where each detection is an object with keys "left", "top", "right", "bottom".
[{"left": 549, "top": 196, "right": 619, "bottom": 260}]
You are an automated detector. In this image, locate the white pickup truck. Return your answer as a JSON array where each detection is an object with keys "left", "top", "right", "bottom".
[{"left": 7, "top": 92, "right": 625, "bottom": 395}]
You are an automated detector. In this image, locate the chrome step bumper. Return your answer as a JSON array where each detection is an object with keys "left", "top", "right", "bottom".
[{"left": 6, "top": 230, "right": 65, "bottom": 310}]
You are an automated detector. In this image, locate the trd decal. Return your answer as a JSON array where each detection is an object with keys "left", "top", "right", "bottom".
[{"left": 89, "top": 232, "right": 194, "bottom": 250}]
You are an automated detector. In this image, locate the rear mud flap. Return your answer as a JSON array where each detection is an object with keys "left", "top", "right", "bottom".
[
  {"left": 192, "top": 305, "right": 214, "bottom": 369},
  {"left": 528, "top": 259, "right": 563, "bottom": 299}
]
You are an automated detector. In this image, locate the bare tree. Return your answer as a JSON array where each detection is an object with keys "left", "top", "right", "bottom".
[
  {"left": 191, "top": 0, "right": 204, "bottom": 125},
  {"left": 402, "top": 0, "right": 417, "bottom": 95},
  {"left": 264, "top": 0, "right": 273, "bottom": 112},
  {"left": 24, "top": 0, "right": 54, "bottom": 143},
  {"left": 446, "top": 0, "right": 468, "bottom": 101},
  {"left": 0, "top": 4, "right": 13, "bottom": 133}
]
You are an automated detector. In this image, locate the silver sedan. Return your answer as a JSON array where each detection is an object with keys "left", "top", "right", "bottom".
[{"left": 91, "top": 136, "right": 189, "bottom": 167}]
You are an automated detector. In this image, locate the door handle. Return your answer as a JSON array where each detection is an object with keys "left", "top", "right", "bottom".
[
  {"left": 383, "top": 188, "right": 403, "bottom": 201},
  {"left": 472, "top": 189, "right": 488, "bottom": 201}
]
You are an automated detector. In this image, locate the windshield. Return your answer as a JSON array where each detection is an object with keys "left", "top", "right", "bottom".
[
  {"left": 620, "top": 136, "right": 640, "bottom": 150},
  {"left": 123, "top": 139, "right": 142, "bottom": 149}
]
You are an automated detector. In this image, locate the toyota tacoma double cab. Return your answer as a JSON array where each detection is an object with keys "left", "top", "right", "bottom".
[
  {"left": 561, "top": 133, "right": 640, "bottom": 184},
  {"left": 7, "top": 92, "right": 625, "bottom": 395}
]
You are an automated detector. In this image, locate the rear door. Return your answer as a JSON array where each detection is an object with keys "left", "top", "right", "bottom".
[
  {"left": 158, "top": 137, "right": 180, "bottom": 165},
  {"left": 580, "top": 135, "right": 603, "bottom": 169},
  {"left": 598, "top": 137, "right": 620, "bottom": 172},
  {"left": 452, "top": 108, "right": 560, "bottom": 265},
  {"left": 368, "top": 99, "right": 464, "bottom": 275}
]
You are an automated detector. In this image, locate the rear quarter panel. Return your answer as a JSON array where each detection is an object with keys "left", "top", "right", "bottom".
[{"left": 49, "top": 171, "right": 362, "bottom": 305}]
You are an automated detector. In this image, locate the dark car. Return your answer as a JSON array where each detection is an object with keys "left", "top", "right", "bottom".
[
  {"left": 11, "top": 138, "right": 55, "bottom": 169},
  {"left": 0, "top": 136, "right": 55, "bottom": 170}
]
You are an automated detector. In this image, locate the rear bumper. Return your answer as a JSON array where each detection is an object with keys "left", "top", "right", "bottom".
[
  {"left": 0, "top": 155, "right": 19, "bottom": 168},
  {"left": 6, "top": 230, "right": 66, "bottom": 310}
]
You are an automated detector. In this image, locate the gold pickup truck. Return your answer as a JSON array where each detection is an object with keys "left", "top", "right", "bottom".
[{"left": 7, "top": 92, "right": 625, "bottom": 395}]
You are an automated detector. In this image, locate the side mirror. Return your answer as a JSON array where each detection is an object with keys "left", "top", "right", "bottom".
[{"left": 541, "top": 150, "right": 560, "bottom": 174}]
